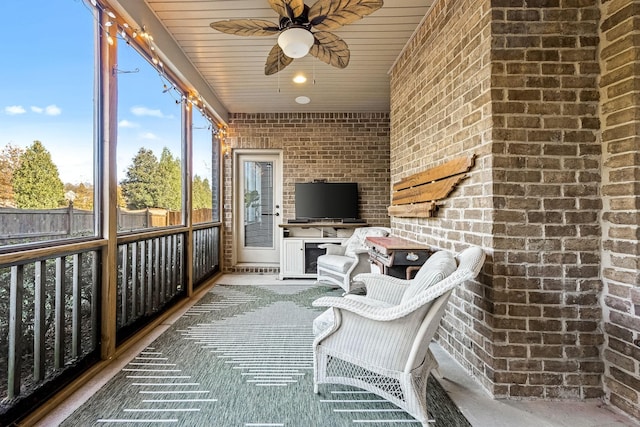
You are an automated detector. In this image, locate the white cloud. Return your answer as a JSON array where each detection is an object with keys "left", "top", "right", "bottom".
[
  {"left": 131, "top": 106, "right": 166, "bottom": 118},
  {"left": 140, "top": 132, "right": 158, "bottom": 140},
  {"left": 5, "top": 105, "right": 26, "bottom": 115},
  {"left": 29, "top": 104, "right": 61, "bottom": 116},
  {"left": 45, "top": 105, "right": 62, "bottom": 116},
  {"left": 118, "top": 119, "right": 139, "bottom": 128}
]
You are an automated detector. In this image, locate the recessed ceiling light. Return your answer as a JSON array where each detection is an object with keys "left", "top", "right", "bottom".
[
  {"left": 293, "top": 74, "right": 307, "bottom": 84},
  {"left": 295, "top": 96, "right": 311, "bottom": 104}
]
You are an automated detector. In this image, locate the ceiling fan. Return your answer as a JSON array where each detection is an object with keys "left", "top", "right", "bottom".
[{"left": 210, "top": 0, "right": 384, "bottom": 75}]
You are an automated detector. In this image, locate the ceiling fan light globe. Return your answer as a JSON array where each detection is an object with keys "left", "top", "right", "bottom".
[{"left": 278, "top": 28, "right": 314, "bottom": 59}]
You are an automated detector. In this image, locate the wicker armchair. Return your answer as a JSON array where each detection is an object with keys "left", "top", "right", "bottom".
[
  {"left": 312, "top": 246, "right": 486, "bottom": 426},
  {"left": 316, "top": 226, "right": 390, "bottom": 293}
]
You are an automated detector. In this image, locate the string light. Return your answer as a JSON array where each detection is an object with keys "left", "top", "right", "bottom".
[{"left": 83, "top": 0, "right": 226, "bottom": 138}]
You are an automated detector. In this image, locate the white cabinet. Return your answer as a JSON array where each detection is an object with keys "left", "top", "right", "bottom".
[
  {"left": 281, "top": 238, "right": 305, "bottom": 277},
  {"left": 279, "top": 223, "right": 364, "bottom": 279}
]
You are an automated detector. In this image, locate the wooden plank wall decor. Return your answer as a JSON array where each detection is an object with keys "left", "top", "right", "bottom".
[{"left": 388, "top": 154, "right": 475, "bottom": 218}]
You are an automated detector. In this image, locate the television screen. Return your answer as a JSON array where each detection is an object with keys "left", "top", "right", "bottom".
[{"left": 295, "top": 182, "right": 359, "bottom": 220}]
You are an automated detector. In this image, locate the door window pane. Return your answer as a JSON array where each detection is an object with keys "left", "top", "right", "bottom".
[{"left": 243, "top": 161, "right": 273, "bottom": 248}]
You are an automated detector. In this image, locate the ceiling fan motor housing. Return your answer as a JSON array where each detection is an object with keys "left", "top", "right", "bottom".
[{"left": 278, "top": 27, "right": 315, "bottom": 58}]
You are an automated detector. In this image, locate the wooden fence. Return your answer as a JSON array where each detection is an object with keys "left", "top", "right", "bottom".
[{"left": 0, "top": 207, "right": 215, "bottom": 245}]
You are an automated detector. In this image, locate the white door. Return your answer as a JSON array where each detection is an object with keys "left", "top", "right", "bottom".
[{"left": 235, "top": 151, "right": 282, "bottom": 264}]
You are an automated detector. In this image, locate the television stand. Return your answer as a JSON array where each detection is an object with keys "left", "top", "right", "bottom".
[
  {"left": 278, "top": 221, "right": 368, "bottom": 279},
  {"left": 342, "top": 218, "right": 366, "bottom": 223},
  {"left": 287, "top": 218, "right": 310, "bottom": 223}
]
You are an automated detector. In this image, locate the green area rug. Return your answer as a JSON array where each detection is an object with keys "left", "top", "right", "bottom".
[{"left": 61, "top": 283, "right": 471, "bottom": 426}]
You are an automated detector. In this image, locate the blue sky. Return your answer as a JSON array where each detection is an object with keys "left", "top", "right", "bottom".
[{"left": 0, "top": 0, "right": 213, "bottom": 185}]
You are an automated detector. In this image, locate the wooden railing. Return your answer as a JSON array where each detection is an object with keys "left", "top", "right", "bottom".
[
  {"left": 0, "top": 243, "right": 102, "bottom": 408},
  {"left": 0, "top": 222, "right": 221, "bottom": 421},
  {"left": 193, "top": 224, "right": 220, "bottom": 286},
  {"left": 116, "top": 232, "right": 185, "bottom": 337}
]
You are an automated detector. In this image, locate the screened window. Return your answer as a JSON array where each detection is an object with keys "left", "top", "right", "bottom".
[
  {"left": 0, "top": 0, "right": 96, "bottom": 248},
  {"left": 116, "top": 39, "right": 184, "bottom": 232},
  {"left": 192, "top": 109, "right": 219, "bottom": 224}
]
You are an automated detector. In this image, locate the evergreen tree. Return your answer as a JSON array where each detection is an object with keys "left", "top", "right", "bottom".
[
  {"left": 0, "top": 143, "right": 24, "bottom": 207},
  {"left": 192, "top": 175, "right": 213, "bottom": 209},
  {"left": 13, "top": 141, "right": 64, "bottom": 209},
  {"left": 121, "top": 148, "right": 160, "bottom": 209},
  {"left": 156, "top": 147, "right": 182, "bottom": 210}
]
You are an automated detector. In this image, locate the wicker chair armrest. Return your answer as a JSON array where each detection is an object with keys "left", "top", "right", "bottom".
[
  {"left": 313, "top": 296, "right": 409, "bottom": 322},
  {"left": 353, "top": 273, "right": 411, "bottom": 305}
]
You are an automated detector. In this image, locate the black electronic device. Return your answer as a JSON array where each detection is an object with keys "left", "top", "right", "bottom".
[{"left": 295, "top": 182, "right": 359, "bottom": 221}]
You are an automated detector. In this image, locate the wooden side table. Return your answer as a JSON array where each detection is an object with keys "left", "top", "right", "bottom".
[{"left": 365, "top": 236, "right": 433, "bottom": 279}]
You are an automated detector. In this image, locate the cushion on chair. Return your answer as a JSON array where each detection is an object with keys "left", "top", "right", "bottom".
[
  {"left": 313, "top": 308, "right": 335, "bottom": 336},
  {"left": 343, "top": 227, "right": 389, "bottom": 257},
  {"left": 401, "top": 250, "right": 457, "bottom": 303},
  {"left": 317, "top": 254, "right": 355, "bottom": 273}
]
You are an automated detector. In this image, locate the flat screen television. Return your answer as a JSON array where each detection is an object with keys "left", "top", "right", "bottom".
[{"left": 295, "top": 182, "right": 359, "bottom": 220}]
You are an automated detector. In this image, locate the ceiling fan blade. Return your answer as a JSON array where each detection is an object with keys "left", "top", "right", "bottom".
[
  {"left": 265, "top": 44, "right": 294, "bottom": 75},
  {"left": 268, "top": 0, "right": 305, "bottom": 19},
  {"left": 309, "top": 31, "right": 350, "bottom": 69},
  {"left": 210, "top": 19, "right": 280, "bottom": 36},
  {"left": 309, "top": 0, "right": 383, "bottom": 31}
]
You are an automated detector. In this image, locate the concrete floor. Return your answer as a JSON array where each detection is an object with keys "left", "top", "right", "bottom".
[
  {"left": 431, "top": 344, "right": 637, "bottom": 427},
  {"left": 34, "top": 274, "right": 639, "bottom": 427}
]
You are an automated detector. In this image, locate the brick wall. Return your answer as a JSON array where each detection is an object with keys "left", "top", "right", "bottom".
[
  {"left": 390, "top": 0, "right": 605, "bottom": 401},
  {"left": 223, "top": 112, "right": 391, "bottom": 271},
  {"left": 390, "top": 0, "right": 496, "bottom": 392},
  {"left": 491, "top": 1, "right": 603, "bottom": 400},
  {"left": 600, "top": 0, "right": 640, "bottom": 420}
]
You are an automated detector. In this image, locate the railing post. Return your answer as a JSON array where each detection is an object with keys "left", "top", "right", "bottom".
[
  {"left": 8, "top": 265, "right": 24, "bottom": 399},
  {"left": 72, "top": 253, "right": 83, "bottom": 358},
  {"left": 54, "top": 256, "right": 66, "bottom": 369},
  {"left": 34, "top": 261, "right": 46, "bottom": 382}
]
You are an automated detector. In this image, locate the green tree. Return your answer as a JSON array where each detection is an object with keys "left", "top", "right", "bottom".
[
  {"left": 13, "top": 141, "right": 64, "bottom": 209},
  {"left": 156, "top": 148, "right": 182, "bottom": 210},
  {"left": 192, "top": 175, "right": 213, "bottom": 209},
  {"left": 0, "top": 143, "right": 24, "bottom": 207},
  {"left": 120, "top": 148, "right": 160, "bottom": 209}
]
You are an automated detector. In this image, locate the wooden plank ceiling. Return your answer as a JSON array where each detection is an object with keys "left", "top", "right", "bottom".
[{"left": 144, "top": 0, "right": 433, "bottom": 113}]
